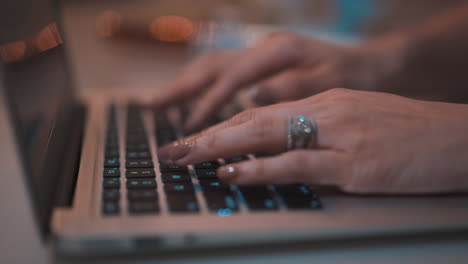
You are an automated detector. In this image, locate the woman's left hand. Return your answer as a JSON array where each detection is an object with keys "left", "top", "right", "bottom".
[{"left": 158, "top": 88, "right": 468, "bottom": 194}]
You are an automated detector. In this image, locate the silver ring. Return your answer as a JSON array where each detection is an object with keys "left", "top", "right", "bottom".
[{"left": 287, "top": 116, "right": 318, "bottom": 150}]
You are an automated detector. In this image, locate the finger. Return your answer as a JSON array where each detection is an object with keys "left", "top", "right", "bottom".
[
  {"left": 182, "top": 108, "right": 263, "bottom": 143},
  {"left": 253, "top": 65, "right": 339, "bottom": 106},
  {"left": 252, "top": 70, "right": 309, "bottom": 105},
  {"left": 158, "top": 116, "right": 288, "bottom": 165},
  {"left": 147, "top": 50, "right": 240, "bottom": 109},
  {"left": 184, "top": 41, "right": 303, "bottom": 131},
  {"left": 217, "top": 150, "right": 343, "bottom": 186}
]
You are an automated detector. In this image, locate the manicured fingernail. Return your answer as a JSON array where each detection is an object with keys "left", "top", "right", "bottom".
[
  {"left": 157, "top": 141, "right": 192, "bottom": 163},
  {"left": 218, "top": 166, "right": 238, "bottom": 182}
]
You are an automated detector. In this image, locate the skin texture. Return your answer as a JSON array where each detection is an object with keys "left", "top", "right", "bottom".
[
  {"left": 158, "top": 88, "right": 468, "bottom": 194},
  {"left": 154, "top": 4, "right": 468, "bottom": 194}
]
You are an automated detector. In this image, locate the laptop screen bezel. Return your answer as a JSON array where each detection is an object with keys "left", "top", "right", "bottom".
[{"left": 0, "top": 2, "right": 80, "bottom": 239}]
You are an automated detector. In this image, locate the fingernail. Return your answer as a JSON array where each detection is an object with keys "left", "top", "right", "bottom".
[
  {"left": 157, "top": 141, "right": 192, "bottom": 163},
  {"left": 252, "top": 88, "right": 274, "bottom": 106},
  {"left": 246, "top": 87, "right": 258, "bottom": 100},
  {"left": 218, "top": 166, "right": 238, "bottom": 182}
]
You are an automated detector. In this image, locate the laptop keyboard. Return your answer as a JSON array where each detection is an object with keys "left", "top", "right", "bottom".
[{"left": 101, "top": 104, "right": 322, "bottom": 216}]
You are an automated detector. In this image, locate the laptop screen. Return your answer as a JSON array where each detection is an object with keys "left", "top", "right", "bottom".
[{"left": 1, "top": 2, "right": 77, "bottom": 236}]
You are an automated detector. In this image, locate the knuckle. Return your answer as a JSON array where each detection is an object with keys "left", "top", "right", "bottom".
[
  {"left": 327, "top": 87, "right": 350, "bottom": 96},
  {"left": 254, "top": 159, "right": 267, "bottom": 179},
  {"left": 324, "top": 88, "right": 356, "bottom": 103},
  {"left": 286, "top": 152, "right": 308, "bottom": 181},
  {"left": 339, "top": 160, "right": 374, "bottom": 194},
  {"left": 202, "top": 133, "right": 218, "bottom": 149},
  {"left": 233, "top": 109, "right": 257, "bottom": 123},
  {"left": 251, "top": 118, "right": 275, "bottom": 144}
]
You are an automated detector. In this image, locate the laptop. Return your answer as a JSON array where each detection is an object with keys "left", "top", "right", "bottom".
[{"left": 1, "top": 0, "right": 468, "bottom": 258}]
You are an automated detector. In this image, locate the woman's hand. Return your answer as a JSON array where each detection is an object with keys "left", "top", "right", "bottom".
[
  {"left": 158, "top": 88, "right": 468, "bottom": 194},
  {"left": 148, "top": 32, "right": 388, "bottom": 132}
]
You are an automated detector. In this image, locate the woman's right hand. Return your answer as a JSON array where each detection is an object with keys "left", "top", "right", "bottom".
[{"left": 148, "top": 32, "right": 399, "bottom": 132}]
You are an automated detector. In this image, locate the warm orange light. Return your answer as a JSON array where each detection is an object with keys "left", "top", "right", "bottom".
[
  {"left": 149, "top": 16, "right": 195, "bottom": 42},
  {"left": 35, "top": 23, "right": 63, "bottom": 52},
  {"left": 0, "top": 23, "right": 63, "bottom": 63},
  {"left": 96, "top": 10, "right": 122, "bottom": 38},
  {"left": 0, "top": 41, "right": 27, "bottom": 62}
]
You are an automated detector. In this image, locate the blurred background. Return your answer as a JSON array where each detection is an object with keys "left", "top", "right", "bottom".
[{"left": 38, "top": 0, "right": 467, "bottom": 97}]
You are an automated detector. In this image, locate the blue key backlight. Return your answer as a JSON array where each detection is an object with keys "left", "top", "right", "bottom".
[
  {"left": 225, "top": 196, "right": 236, "bottom": 209},
  {"left": 265, "top": 199, "right": 275, "bottom": 209},
  {"left": 217, "top": 208, "right": 232, "bottom": 216},
  {"left": 300, "top": 186, "right": 310, "bottom": 195},
  {"left": 187, "top": 202, "right": 197, "bottom": 211}
]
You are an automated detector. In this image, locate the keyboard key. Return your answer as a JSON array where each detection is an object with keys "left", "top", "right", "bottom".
[
  {"left": 159, "top": 164, "right": 189, "bottom": 173},
  {"left": 238, "top": 185, "right": 271, "bottom": 197},
  {"left": 164, "top": 183, "right": 194, "bottom": 193},
  {"left": 126, "top": 151, "right": 151, "bottom": 160},
  {"left": 239, "top": 185, "right": 278, "bottom": 211},
  {"left": 105, "top": 145, "right": 119, "bottom": 152},
  {"left": 156, "top": 130, "right": 177, "bottom": 147},
  {"left": 126, "top": 160, "right": 154, "bottom": 168},
  {"left": 284, "top": 199, "right": 322, "bottom": 209},
  {"left": 106, "top": 136, "right": 119, "bottom": 144},
  {"left": 161, "top": 173, "right": 192, "bottom": 183},
  {"left": 102, "top": 178, "right": 121, "bottom": 189},
  {"left": 224, "top": 156, "right": 248, "bottom": 164},
  {"left": 127, "top": 190, "right": 159, "bottom": 201},
  {"left": 276, "top": 185, "right": 321, "bottom": 209},
  {"left": 126, "top": 138, "right": 148, "bottom": 146},
  {"left": 105, "top": 142, "right": 119, "bottom": 149},
  {"left": 196, "top": 169, "right": 218, "bottom": 179},
  {"left": 245, "top": 198, "right": 278, "bottom": 211},
  {"left": 275, "top": 184, "right": 318, "bottom": 197},
  {"left": 126, "top": 179, "right": 157, "bottom": 189},
  {"left": 103, "top": 168, "right": 120, "bottom": 178},
  {"left": 126, "top": 143, "right": 150, "bottom": 152},
  {"left": 126, "top": 169, "right": 156, "bottom": 178},
  {"left": 194, "top": 161, "right": 220, "bottom": 169},
  {"left": 199, "top": 180, "right": 231, "bottom": 193},
  {"left": 105, "top": 149, "right": 120, "bottom": 158},
  {"left": 104, "top": 158, "right": 120, "bottom": 168},
  {"left": 126, "top": 134, "right": 147, "bottom": 141},
  {"left": 102, "top": 202, "right": 120, "bottom": 215},
  {"left": 166, "top": 194, "right": 199, "bottom": 213},
  {"left": 204, "top": 193, "right": 238, "bottom": 212},
  {"left": 154, "top": 112, "right": 177, "bottom": 146},
  {"left": 128, "top": 201, "right": 159, "bottom": 214},
  {"left": 102, "top": 190, "right": 120, "bottom": 201}
]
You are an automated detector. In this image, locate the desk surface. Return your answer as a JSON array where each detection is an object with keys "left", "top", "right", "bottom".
[{"left": 13, "top": 1, "right": 468, "bottom": 263}]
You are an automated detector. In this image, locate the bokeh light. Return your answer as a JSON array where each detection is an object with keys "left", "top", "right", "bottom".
[{"left": 149, "top": 16, "right": 195, "bottom": 42}]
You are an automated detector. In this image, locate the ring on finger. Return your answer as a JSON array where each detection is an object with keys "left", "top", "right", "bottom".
[{"left": 287, "top": 116, "right": 318, "bottom": 150}]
